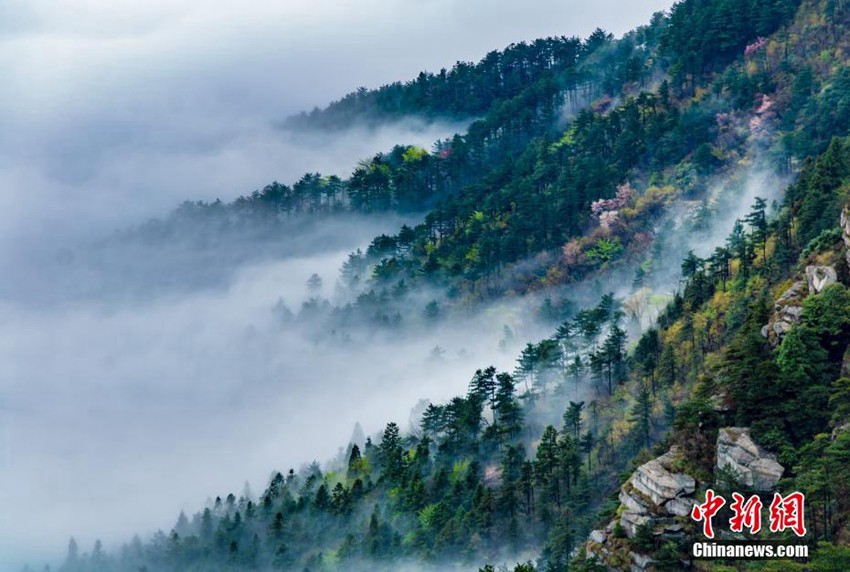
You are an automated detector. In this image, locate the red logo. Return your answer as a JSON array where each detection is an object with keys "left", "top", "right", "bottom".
[
  {"left": 690, "top": 490, "right": 806, "bottom": 538},
  {"left": 691, "top": 489, "right": 726, "bottom": 539},
  {"left": 769, "top": 492, "right": 807, "bottom": 537},
  {"left": 729, "top": 493, "right": 763, "bottom": 534}
]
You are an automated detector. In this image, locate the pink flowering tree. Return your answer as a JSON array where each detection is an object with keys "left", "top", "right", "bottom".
[
  {"left": 749, "top": 94, "right": 776, "bottom": 138},
  {"left": 590, "top": 182, "right": 634, "bottom": 230},
  {"left": 744, "top": 37, "right": 767, "bottom": 58}
]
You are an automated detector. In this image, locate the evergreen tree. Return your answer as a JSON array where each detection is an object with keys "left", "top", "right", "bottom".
[
  {"left": 379, "top": 422, "right": 405, "bottom": 483},
  {"left": 563, "top": 401, "right": 584, "bottom": 442},
  {"left": 630, "top": 380, "right": 653, "bottom": 451},
  {"left": 494, "top": 372, "right": 523, "bottom": 441},
  {"left": 743, "top": 196, "right": 768, "bottom": 261},
  {"left": 535, "top": 426, "right": 562, "bottom": 508}
]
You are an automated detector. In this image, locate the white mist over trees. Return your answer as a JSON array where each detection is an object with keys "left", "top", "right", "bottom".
[{"left": 2, "top": 3, "right": 678, "bottom": 569}]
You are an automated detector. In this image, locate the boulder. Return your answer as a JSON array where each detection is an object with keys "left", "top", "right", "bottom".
[
  {"left": 589, "top": 529, "right": 606, "bottom": 544},
  {"left": 772, "top": 319, "right": 794, "bottom": 338},
  {"left": 664, "top": 496, "right": 696, "bottom": 517},
  {"left": 775, "top": 280, "right": 807, "bottom": 308},
  {"left": 619, "top": 488, "right": 650, "bottom": 515},
  {"left": 806, "top": 265, "right": 837, "bottom": 294},
  {"left": 584, "top": 447, "right": 698, "bottom": 569},
  {"left": 716, "top": 427, "right": 784, "bottom": 491},
  {"left": 621, "top": 511, "right": 651, "bottom": 538},
  {"left": 762, "top": 280, "right": 807, "bottom": 345},
  {"left": 629, "top": 448, "right": 696, "bottom": 506},
  {"left": 779, "top": 305, "right": 803, "bottom": 321}
]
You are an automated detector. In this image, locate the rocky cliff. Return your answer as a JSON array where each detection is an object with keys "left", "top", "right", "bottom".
[{"left": 583, "top": 431, "right": 785, "bottom": 571}]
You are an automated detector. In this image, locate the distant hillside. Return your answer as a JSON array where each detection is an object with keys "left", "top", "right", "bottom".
[{"left": 283, "top": 31, "right": 619, "bottom": 130}]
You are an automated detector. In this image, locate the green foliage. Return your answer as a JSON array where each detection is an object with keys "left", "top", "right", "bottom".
[
  {"left": 286, "top": 37, "right": 588, "bottom": 128},
  {"left": 802, "top": 227, "right": 844, "bottom": 258},
  {"left": 661, "top": 0, "right": 801, "bottom": 87},
  {"left": 800, "top": 283, "right": 850, "bottom": 360},
  {"left": 791, "top": 138, "right": 850, "bottom": 247},
  {"left": 628, "top": 522, "right": 655, "bottom": 553},
  {"left": 585, "top": 238, "right": 623, "bottom": 265},
  {"left": 790, "top": 67, "right": 850, "bottom": 157}
]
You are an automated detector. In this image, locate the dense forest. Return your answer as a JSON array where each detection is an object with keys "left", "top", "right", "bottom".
[{"left": 41, "top": 0, "right": 850, "bottom": 570}]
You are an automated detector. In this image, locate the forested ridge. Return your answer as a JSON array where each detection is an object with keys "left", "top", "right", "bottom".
[{"left": 46, "top": 0, "right": 850, "bottom": 570}]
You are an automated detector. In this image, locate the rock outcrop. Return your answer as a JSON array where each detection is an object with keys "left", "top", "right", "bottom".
[
  {"left": 761, "top": 263, "right": 841, "bottom": 345},
  {"left": 716, "top": 427, "right": 784, "bottom": 491},
  {"left": 629, "top": 448, "right": 696, "bottom": 508},
  {"left": 584, "top": 447, "right": 696, "bottom": 571},
  {"left": 805, "top": 265, "right": 838, "bottom": 294},
  {"left": 583, "top": 431, "right": 785, "bottom": 570},
  {"left": 761, "top": 280, "right": 807, "bottom": 346}
]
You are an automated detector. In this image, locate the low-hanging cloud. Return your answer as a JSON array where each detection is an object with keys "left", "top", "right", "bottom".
[{"left": 0, "top": 236, "right": 528, "bottom": 568}]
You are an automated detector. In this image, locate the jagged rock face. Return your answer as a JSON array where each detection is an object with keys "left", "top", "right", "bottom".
[
  {"left": 619, "top": 488, "right": 650, "bottom": 515},
  {"left": 620, "top": 511, "right": 651, "bottom": 538},
  {"left": 589, "top": 529, "right": 606, "bottom": 544},
  {"left": 762, "top": 280, "right": 807, "bottom": 346},
  {"left": 630, "top": 551, "right": 654, "bottom": 571},
  {"left": 665, "top": 496, "right": 696, "bottom": 517},
  {"left": 777, "top": 280, "right": 807, "bottom": 304},
  {"left": 806, "top": 265, "right": 838, "bottom": 294},
  {"left": 629, "top": 448, "right": 696, "bottom": 506},
  {"left": 760, "top": 211, "right": 847, "bottom": 346},
  {"left": 585, "top": 447, "right": 698, "bottom": 570},
  {"left": 716, "top": 427, "right": 784, "bottom": 491},
  {"left": 618, "top": 448, "right": 696, "bottom": 539},
  {"left": 771, "top": 318, "right": 794, "bottom": 338}
]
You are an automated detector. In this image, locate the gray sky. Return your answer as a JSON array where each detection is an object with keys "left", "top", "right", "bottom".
[{"left": 0, "top": 0, "right": 675, "bottom": 568}]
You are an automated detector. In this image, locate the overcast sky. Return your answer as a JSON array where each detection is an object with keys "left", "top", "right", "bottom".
[{"left": 1, "top": 0, "right": 675, "bottom": 569}]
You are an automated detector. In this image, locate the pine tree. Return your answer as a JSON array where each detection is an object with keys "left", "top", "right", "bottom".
[
  {"left": 708, "top": 246, "right": 731, "bottom": 291},
  {"left": 61, "top": 538, "right": 79, "bottom": 572},
  {"left": 558, "top": 431, "right": 581, "bottom": 491},
  {"left": 540, "top": 513, "right": 574, "bottom": 572},
  {"left": 469, "top": 366, "right": 497, "bottom": 407},
  {"left": 744, "top": 197, "right": 768, "bottom": 261},
  {"left": 378, "top": 422, "right": 405, "bottom": 483},
  {"left": 535, "top": 426, "right": 562, "bottom": 507},
  {"left": 494, "top": 373, "right": 523, "bottom": 441},
  {"left": 631, "top": 380, "right": 653, "bottom": 451},
  {"left": 563, "top": 401, "right": 584, "bottom": 441},
  {"left": 347, "top": 444, "right": 364, "bottom": 480}
]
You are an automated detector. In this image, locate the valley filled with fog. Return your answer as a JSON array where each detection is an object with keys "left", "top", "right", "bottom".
[{"left": 1, "top": 1, "right": 680, "bottom": 568}]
